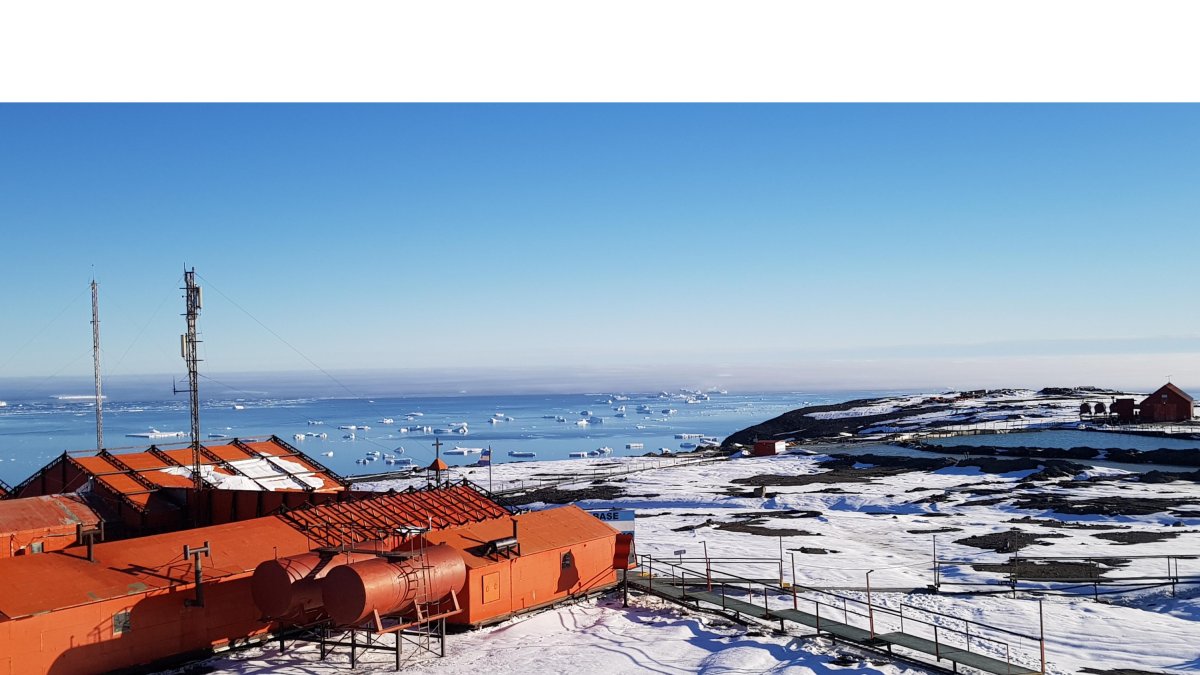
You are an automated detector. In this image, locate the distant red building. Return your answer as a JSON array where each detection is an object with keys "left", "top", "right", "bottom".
[
  {"left": 752, "top": 440, "right": 785, "bottom": 456},
  {"left": 1139, "top": 383, "right": 1195, "bottom": 423}
]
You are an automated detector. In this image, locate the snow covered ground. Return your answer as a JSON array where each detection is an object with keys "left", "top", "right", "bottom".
[
  {"left": 203, "top": 596, "right": 925, "bottom": 674},
  {"left": 205, "top": 447, "right": 1200, "bottom": 675}
]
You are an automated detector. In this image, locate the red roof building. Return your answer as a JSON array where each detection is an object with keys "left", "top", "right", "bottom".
[
  {"left": 753, "top": 440, "right": 786, "bottom": 457},
  {"left": 0, "top": 494, "right": 101, "bottom": 558},
  {"left": 0, "top": 482, "right": 520, "bottom": 674},
  {"left": 4, "top": 436, "right": 348, "bottom": 535},
  {"left": 1139, "top": 383, "right": 1195, "bottom": 423}
]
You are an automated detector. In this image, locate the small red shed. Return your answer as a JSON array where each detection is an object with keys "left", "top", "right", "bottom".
[{"left": 752, "top": 440, "right": 786, "bottom": 456}]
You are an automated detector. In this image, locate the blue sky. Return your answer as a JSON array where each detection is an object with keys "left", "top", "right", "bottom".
[{"left": 1, "top": 104, "right": 1198, "bottom": 392}]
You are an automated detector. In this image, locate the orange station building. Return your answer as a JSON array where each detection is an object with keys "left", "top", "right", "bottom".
[{"left": 0, "top": 482, "right": 622, "bottom": 674}]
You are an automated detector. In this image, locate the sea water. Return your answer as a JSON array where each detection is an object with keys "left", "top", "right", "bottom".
[{"left": 0, "top": 390, "right": 889, "bottom": 484}]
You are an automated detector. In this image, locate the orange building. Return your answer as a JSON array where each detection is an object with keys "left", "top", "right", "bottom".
[
  {"left": 5, "top": 436, "right": 347, "bottom": 534},
  {"left": 421, "top": 505, "right": 619, "bottom": 626},
  {"left": 0, "top": 483, "right": 516, "bottom": 674},
  {"left": 0, "top": 494, "right": 101, "bottom": 558}
]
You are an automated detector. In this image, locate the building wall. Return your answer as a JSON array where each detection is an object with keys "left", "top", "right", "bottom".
[
  {"left": 753, "top": 441, "right": 784, "bottom": 456},
  {"left": 0, "top": 575, "right": 270, "bottom": 675},
  {"left": 457, "top": 536, "right": 617, "bottom": 626},
  {"left": 1140, "top": 390, "right": 1194, "bottom": 423}
]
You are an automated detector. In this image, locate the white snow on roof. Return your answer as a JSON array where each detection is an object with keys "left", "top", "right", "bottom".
[{"left": 159, "top": 456, "right": 326, "bottom": 491}]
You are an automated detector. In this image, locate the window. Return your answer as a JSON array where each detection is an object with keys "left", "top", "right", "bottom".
[
  {"left": 29, "top": 542, "right": 44, "bottom": 554},
  {"left": 561, "top": 551, "right": 574, "bottom": 569},
  {"left": 113, "top": 611, "right": 131, "bottom": 636}
]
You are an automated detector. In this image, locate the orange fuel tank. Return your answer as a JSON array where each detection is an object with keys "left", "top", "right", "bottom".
[
  {"left": 251, "top": 549, "right": 378, "bottom": 618},
  {"left": 322, "top": 544, "right": 466, "bottom": 626}
]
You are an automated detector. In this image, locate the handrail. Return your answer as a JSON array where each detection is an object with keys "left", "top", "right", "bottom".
[
  {"left": 636, "top": 554, "right": 1042, "bottom": 643},
  {"left": 638, "top": 554, "right": 1036, "bottom": 670}
]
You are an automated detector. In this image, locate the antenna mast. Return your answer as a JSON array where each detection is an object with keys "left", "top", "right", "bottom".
[
  {"left": 91, "top": 278, "right": 104, "bottom": 450},
  {"left": 181, "top": 267, "right": 204, "bottom": 490}
]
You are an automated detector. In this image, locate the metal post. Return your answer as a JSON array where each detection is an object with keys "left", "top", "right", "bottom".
[
  {"left": 622, "top": 568, "right": 629, "bottom": 607},
  {"left": 865, "top": 569, "right": 876, "bottom": 639},
  {"left": 183, "top": 541, "right": 211, "bottom": 607},
  {"left": 703, "top": 540, "right": 711, "bottom": 591},
  {"left": 932, "top": 535, "right": 939, "bottom": 591},
  {"left": 778, "top": 537, "right": 785, "bottom": 587},
  {"left": 1039, "top": 598, "right": 1046, "bottom": 674}
]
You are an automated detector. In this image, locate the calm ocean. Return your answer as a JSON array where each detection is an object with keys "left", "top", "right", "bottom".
[{"left": 0, "top": 389, "right": 894, "bottom": 484}]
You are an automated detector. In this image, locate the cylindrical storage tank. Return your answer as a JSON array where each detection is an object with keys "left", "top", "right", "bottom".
[
  {"left": 323, "top": 544, "right": 466, "bottom": 626},
  {"left": 252, "top": 550, "right": 377, "bottom": 618}
]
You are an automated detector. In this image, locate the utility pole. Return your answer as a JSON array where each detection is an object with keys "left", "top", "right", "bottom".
[
  {"left": 90, "top": 278, "right": 104, "bottom": 450},
  {"left": 180, "top": 267, "right": 203, "bottom": 490}
]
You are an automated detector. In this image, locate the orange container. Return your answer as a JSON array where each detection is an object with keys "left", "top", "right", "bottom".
[
  {"left": 251, "top": 549, "right": 377, "bottom": 619},
  {"left": 322, "top": 544, "right": 467, "bottom": 626}
]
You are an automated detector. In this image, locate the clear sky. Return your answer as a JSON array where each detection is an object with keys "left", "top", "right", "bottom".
[{"left": 1, "top": 104, "right": 1198, "bottom": 393}]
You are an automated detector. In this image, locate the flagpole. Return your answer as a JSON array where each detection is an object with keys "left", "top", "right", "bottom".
[{"left": 488, "top": 444, "right": 493, "bottom": 492}]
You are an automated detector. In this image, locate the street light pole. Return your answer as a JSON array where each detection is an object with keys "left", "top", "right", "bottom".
[{"left": 866, "top": 569, "right": 876, "bottom": 638}]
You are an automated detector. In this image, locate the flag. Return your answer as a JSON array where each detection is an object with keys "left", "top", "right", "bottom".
[{"left": 478, "top": 447, "right": 492, "bottom": 466}]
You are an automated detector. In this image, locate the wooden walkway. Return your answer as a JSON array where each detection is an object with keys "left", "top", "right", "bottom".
[{"left": 627, "top": 569, "right": 1042, "bottom": 675}]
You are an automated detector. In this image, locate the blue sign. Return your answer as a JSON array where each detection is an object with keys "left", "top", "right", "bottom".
[{"left": 587, "top": 508, "right": 635, "bottom": 534}]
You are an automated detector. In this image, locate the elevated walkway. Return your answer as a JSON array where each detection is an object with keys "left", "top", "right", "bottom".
[{"left": 626, "top": 556, "right": 1045, "bottom": 675}]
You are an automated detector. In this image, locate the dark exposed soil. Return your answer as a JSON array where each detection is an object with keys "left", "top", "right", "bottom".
[
  {"left": 972, "top": 559, "right": 1109, "bottom": 580},
  {"left": 1011, "top": 494, "right": 1200, "bottom": 516},
  {"left": 1106, "top": 448, "right": 1200, "bottom": 467},
  {"left": 722, "top": 398, "right": 956, "bottom": 447},
  {"left": 730, "top": 455, "right": 1087, "bottom": 490},
  {"left": 1006, "top": 516, "right": 1127, "bottom": 531},
  {"left": 731, "top": 510, "right": 822, "bottom": 519},
  {"left": 906, "top": 527, "right": 962, "bottom": 534},
  {"left": 1092, "top": 530, "right": 1197, "bottom": 544},
  {"left": 960, "top": 497, "right": 1010, "bottom": 507},
  {"left": 904, "top": 441, "right": 1101, "bottom": 461},
  {"left": 671, "top": 520, "right": 715, "bottom": 532},
  {"left": 790, "top": 546, "right": 836, "bottom": 554},
  {"left": 954, "top": 529, "right": 1068, "bottom": 553},
  {"left": 716, "top": 521, "right": 820, "bottom": 537},
  {"left": 505, "top": 484, "right": 630, "bottom": 505}
]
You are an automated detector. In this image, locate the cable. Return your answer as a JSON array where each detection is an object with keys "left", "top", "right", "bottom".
[
  {"left": 195, "top": 273, "right": 360, "bottom": 399},
  {"left": 0, "top": 286, "right": 89, "bottom": 376},
  {"left": 108, "top": 284, "right": 178, "bottom": 372}
]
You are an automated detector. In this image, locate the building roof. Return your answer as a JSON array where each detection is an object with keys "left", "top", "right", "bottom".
[
  {"left": 8, "top": 436, "right": 346, "bottom": 510},
  {"left": 427, "top": 505, "right": 618, "bottom": 569},
  {"left": 1146, "top": 382, "right": 1195, "bottom": 403},
  {"left": 427, "top": 458, "right": 449, "bottom": 471},
  {"left": 0, "top": 483, "right": 511, "bottom": 620},
  {"left": 278, "top": 482, "right": 512, "bottom": 548},
  {"left": 0, "top": 494, "right": 100, "bottom": 538}
]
